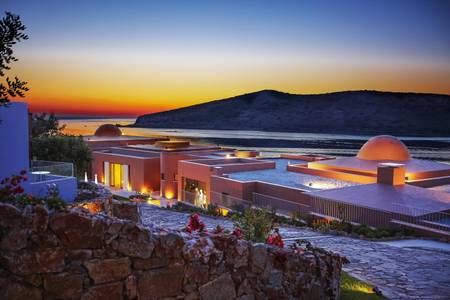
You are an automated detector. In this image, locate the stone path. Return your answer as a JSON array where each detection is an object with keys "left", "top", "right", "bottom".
[{"left": 139, "top": 204, "right": 450, "bottom": 300}]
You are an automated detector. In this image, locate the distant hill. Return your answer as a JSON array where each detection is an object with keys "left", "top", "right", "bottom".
[{"left": 133, "top": 90, "right": 450, "bottom": 136}]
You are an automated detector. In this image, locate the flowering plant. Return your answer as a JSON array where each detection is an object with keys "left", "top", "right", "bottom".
[
  {"left": 0, "top": 170, "right": 27, "bottom": 198},
  {"left": 232, "top": 227, "right": 243, "bottom": 239},
  {"left": 213, "top": 225, "right": 224, "bottom": 234},
  {"left": 185, "top": 213, "right": 206, "bottom": 233},
  {"left": 266, "top": 228, "right": 284, "bottom": 248}
]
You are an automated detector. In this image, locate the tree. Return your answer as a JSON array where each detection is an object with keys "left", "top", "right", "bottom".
[
  {"left": 31, "top": 112, "right": 66, "bottom": 138},
  {"left": 31, "top": 135, "right": 91, "bottom": 178},
  {"left": 0, "top": 11, "right": 29, "bottom": 106}
]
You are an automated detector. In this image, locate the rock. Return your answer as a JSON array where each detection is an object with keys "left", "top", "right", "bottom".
[
  {"left": 138, "top": 265, "right": 184, "bottom": 298},
  {"left": 111, "top": 223, "right": 154, "bottom": 258},
  {"left": 49, "top": 212, "right": 105, "bottom": 249},
  {"left": 23, "top": 274, "right": 42, "bottom": 287},
  {"left": 132, "top": 256, "right": 170, "bottom": 270},
  {"left": 0, "top": 203, "right": 23, "bottom": 228},
  {"left": 125, "top": 275, "right": 138, "bottom": 300},
  {"left": 251, "top": 244, "right": 268, "bottom": 272},
  {"left": 186, "top": 263, "right": 209, "bottom": 284},
  {"left": 236, "top": 296, "right": 256, "bottom": 300},
  {"left": 183, "top": 236, "right": 218, "bottom": 264},
  {"left": 29, "top": 231, "right": 60, "bottom": 249},
  {"left": 267, "top": 270, "right": 283, "bottom": 287},
  {"left": 67, "top": 249, "right": 93, "bottom": 262},
  {"left": 160, "top": 232, "right": 185, "bottom": 258},
  {"left": 199, "top": 273, "right": 236, "bottom": 300},
  {"left": 81, "top": 281, "right": 123, "bottom": 300},
  {"left": 237, "top": 279, "right": 253, "bottom": 296},
  {"left": 185, "top": 291, "right": 200, "bottom": 300},
  {"left": 84, "top": 258, "right": 131, "bottom": 284},
  {"left": 3, "top": 248, "right": 65, "bottom": 275},
  {"left": 0, "top": 227, "right": 29, "bottom": 251},
  {"left": 33, "top": 205, "right": 49, "bottom": 232},
  {"left": 43, "top": 273, "right": 83, "bottom": 299},
  {"left": 111, "top": 201, "right": 140, "bottom": 223},
  {"left": 2, "top": 280, "right": 42, "bottom": 300}
]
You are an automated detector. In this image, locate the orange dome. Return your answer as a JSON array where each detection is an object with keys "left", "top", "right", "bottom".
[
  {"left": 94, "top": 124, "right": 122, "bottom": 137},
  {"left": 357, "top": 135, "right": 411, "bottom": 161}
]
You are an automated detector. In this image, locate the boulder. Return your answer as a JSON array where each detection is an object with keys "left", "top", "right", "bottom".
[
  {"left": 43, "top": 273, "right": 83, "bottom": 299},
  {"left": 84, "top": 258, "right": 131, "bottom": 284},
  {"left": 250, "top": 244, "right": 268, "bottom": 272},
  {"left": 132, "top": 256, "right": 169, "bottom": 270},
  {"left": 125, "top": 275, "right": 138, "bottom": 300},
  {"left": 49, "top": 212, "right": 105, "bottom": 249},
  {"left": 111, "top": 224, "right": 154, "bottom": 258},
  {"left": 186, "top": 263, "right": 209, "bottom": 284},
  {"left": 0, "top": 203, "right": 24, "bottom": 228},
  {"left": 81, "top": 281, "right": 123, "bottom": 300},
  {"left": 199, "top": 272, "right": 236, "bottom": 300},
  {"left": 3, "top": 248, "right": 65, "bottom": 275},
  {"left": 2, "top": 280, "right": 42, "bottom": 300},
  {"left": 138, "top": 265, "right": 184, "bottom": 298},
  {"left": 0, "top": 227, "right": 29, "bottom": 251},
  {"left": 111, "top": 201, "right": 140, "bottom": 223},
  {"left": 33, "top": 205, "right": 49, "bottom": 232}
]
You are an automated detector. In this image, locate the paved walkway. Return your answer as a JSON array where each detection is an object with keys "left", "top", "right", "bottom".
[{"left": 139, "top": 204, "right": 450, "bottom": 300}]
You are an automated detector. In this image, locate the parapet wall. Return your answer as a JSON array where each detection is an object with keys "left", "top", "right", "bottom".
[{"left": 0, "top": 202, "right": 343, "bottom": 300}]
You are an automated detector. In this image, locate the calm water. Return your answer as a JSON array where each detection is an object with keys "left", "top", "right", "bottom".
[{"left": 61, "top": 118, "right": 450, "bottom": 162}]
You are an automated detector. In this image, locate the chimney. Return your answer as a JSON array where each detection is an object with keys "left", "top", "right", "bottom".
[{"left": 377, "top": 163, "right": 406, "bottom": 186}]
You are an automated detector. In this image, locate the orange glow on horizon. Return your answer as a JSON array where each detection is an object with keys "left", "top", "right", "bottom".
[{"left": 11, "top": 49, "right": 450, "bottom": 116}]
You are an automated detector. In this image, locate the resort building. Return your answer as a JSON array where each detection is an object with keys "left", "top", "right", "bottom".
[{"left": 89, "top": 126, "right": 450, "bottom": 238}]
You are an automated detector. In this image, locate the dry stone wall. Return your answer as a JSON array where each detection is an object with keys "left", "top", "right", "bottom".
[{"left": 0, "top": 202, "right": 343, "bottom": 300}]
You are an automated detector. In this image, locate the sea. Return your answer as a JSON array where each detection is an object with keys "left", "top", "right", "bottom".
[{"left": 61, "top": 118, "right": 450, "bottom": 163}]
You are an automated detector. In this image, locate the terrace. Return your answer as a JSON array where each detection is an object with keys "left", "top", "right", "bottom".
[
  {"left": 29, "top": 160, "right": 77, "bottom": 201},
  {"left": 227, "top": 158, "right": 361, "bottom": 191}
]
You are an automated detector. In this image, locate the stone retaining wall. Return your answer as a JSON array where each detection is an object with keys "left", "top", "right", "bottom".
[{"left": 0, "top": 202, "right": 343, "bottom": 299}]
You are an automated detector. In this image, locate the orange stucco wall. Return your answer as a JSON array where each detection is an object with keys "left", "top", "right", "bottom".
[
  {"left": 91, "top": 152, "right": 160, "bottom": 193},
  {"left": 177, "top": 158, "right": 275, "bottom": 202},
  {"left": 288, "top": 164, "right": 377, "bottom": 184}
]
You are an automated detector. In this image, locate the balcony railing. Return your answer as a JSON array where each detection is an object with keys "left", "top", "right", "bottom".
[
  {"left": 30, "top": 160, "right": 74, "bottom": 182},
  {"left": 252, "top": 192, "right": 310, "bottom": 216},
  {"left": 210, "top": 191, "right": 252, "bottom": 211}
]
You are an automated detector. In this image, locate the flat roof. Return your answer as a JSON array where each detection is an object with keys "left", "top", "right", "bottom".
[
  {"left": 83, "top": 135, "right": 158, "bottom": 142},
  {"left": 311, "top": 157, "right": 450, "bottom": 175},
  {"left": 95, "top": 148, "right": 160, "bottom": 158},
  {"left": 309, "top": 183, "right": 450, "bottom": 216},
  {"left": 227, "top": 158, "right": 360, "bottom": 191},
  {"left": 127, "top": 144, "right": 221, "bottom": 152}
]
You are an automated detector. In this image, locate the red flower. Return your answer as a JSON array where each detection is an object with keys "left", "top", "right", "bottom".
[
  {"left": 266, "top": 230, "right": 284, "bottom": 248},
  {"left": 185, "top": 213, "right": 206, "bottom": 233},
  {"left": 232, "top": 228, "right": 243, "bottom": 239}
]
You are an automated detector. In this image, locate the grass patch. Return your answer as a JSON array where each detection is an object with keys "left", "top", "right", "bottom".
[{"left": 340, "top": 272, "right": 384, "bottom": 300}]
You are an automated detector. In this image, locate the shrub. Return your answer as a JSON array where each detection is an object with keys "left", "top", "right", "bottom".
[{"left": 232, "top": 208, "right": 274, "bottom": 242}]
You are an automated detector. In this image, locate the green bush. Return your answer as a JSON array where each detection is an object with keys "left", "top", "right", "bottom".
[{"left": 232, "top": 208, "right": 274, "bottom": 242}]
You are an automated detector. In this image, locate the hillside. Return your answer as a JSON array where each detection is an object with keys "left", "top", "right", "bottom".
[{"left": 133, "top": 90, "right": 450, "bottom": 136}]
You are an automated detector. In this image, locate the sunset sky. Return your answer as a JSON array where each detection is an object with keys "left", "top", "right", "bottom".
[{"left": 3, "top": 0, "right": 450, "bottom": 116}]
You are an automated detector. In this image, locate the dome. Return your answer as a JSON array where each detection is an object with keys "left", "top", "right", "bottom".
[
  {"left": 357, "top": 135, "right": 411, "bottom": 161},
  {"left": 94, "top": 124, "right": 122, "bottom": 137}
]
